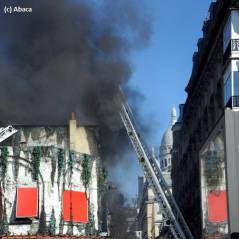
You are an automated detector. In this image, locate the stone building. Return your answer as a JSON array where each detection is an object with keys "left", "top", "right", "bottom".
[
  {"left": 0, "top": 114, "right": 105, "bottom": 236},
  {"left": 172, "top": 0, "right": 239, "bottom": 238},
  {"left": 159, "top": 106, "right": 177, "bottom": 188},
  {"left": 137, "top": 108, "right": 176, "bottom": 239},
  {"left": 137, "top": 177, "right": 161, "bottom": 239}
]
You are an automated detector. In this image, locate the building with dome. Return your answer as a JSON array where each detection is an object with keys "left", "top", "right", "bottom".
[
  {"left": 137, "top": 107, "right": 176, "bottom": 239},
  {"left": 159, "top": 107, "right": 177, "bottom": 188}
]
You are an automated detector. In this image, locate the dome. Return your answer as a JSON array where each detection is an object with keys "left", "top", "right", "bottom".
[
  {"left": 161, "top": 127, "right": 173, "bottom": 147},
  {"left": 160, "top": 106, "right": 177, "bottom": 150}
]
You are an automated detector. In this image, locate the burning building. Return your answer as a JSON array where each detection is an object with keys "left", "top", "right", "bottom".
[
  {"left": 0, "top": 0, "right": 152, "bottom": 237},
  {"left": 0, "top": 114, "right": 106, "bottom": 236}
]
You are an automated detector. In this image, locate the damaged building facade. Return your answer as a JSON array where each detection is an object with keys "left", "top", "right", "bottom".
[
  {"left": 0, "top": 114, "right": 106, "bottom": 236},
  {"left": 172, "top": 0, "right": 239, "bottom": 238}
]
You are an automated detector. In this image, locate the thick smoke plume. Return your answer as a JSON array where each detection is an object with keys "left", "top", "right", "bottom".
[
  {"left": 0, "top": 0, "right": 151, "bottom": 128},
  {"left": 0, "top": 0, "right": 152, "bottom": 199}
]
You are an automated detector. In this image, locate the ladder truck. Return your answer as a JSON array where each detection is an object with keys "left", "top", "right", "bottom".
[
  {"left": 0, "top": 126, "right": 17, "bottom": 143},
  {"left": 119, "top": 101, "right": 194, "bottom": 239}
]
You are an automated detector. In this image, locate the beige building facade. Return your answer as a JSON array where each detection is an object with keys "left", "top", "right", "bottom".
[
  {"left": 137, "top": 108, "right": 176, "bottom": 239},
  {"left": 137, "top": 177, "right": 162, "bottom": 239}
]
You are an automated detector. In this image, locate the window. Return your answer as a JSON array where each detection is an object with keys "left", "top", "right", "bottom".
[
  {"left": 164, "top": 158, "right": 167, "bottom": 167},
  {"left": 16, "top": 187, "right": 38, "bottom": 218},
  {"left": 232, "top": 71, "right": 239, "bottom": 106},
  {"left": 224, "top": 71, "right": 239, "bottom": 107},
  {"left": 223, "top": 16, "right": 231, "bottom": 52},
  {"left": 208, "top": 190, "right": 228, "bottom": 223},
  {"left": 200, "top": 130, "right": 227, "bottom": 233},
  {"left": 233, "top": 71, "right": 239, "bottom": 95},
  {"left": 224, "top": 73, "right": 232, "bottom": 105},
  {"left": 63, "top": 190, "right": 88, "bottom": 223}
]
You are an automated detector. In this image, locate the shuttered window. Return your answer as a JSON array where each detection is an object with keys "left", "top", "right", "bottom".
[
  {"left": 16, "top": 187, "right": 38, "bottom": 218},
  {"left": 63, "top": 190, "right": 88, "bottom": 223}
]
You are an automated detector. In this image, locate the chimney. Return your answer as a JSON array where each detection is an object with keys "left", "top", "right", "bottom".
[{"left": 70, "top": 112, "right": 76, "bottom": 120}]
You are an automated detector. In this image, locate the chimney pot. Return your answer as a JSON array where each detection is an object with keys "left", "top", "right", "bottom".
[{"left": 70, "top": 112, "right": 76, "bottom": 120}]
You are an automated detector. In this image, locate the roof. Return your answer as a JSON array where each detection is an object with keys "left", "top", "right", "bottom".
[
  {"left": 161, "top": 127, "right": 173, "bottom": 147},
  {"left": 185, "top": 0, "right": 230, "bottom": 94},
  {"left": 160, "top": 107, "right": 176, "bottom": 147}
]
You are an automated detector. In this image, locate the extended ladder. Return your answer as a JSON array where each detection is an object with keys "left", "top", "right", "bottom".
[
  {"left": 0, "top": 125, "right": 17, "bottom": 143},
  {"left": 120, "top": 102, "right": 194, "bottom": 239}
]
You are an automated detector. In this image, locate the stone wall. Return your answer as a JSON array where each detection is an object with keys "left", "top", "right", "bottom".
[{"left": 171, "top": 1, "right": 233, "bottom": 238}]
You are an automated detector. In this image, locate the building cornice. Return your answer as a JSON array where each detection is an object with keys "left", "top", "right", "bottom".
[{"left": 185, "top": 0, "right": 232, "bottom": 94}]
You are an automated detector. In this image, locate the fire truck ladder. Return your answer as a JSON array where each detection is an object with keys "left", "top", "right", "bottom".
[
  {"left": 120, "top": 102, "right": 194, "bottom": 239},
  {"left": 0, "top": 126, "right": 17, "bottom": 143}
]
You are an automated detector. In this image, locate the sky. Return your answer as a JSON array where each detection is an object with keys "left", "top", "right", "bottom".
[
  {"left": 130, "top": 0, "right": 212, "bottom": 147},
  {"left": 114, "top": 0, "right": 213, "bottom": 199},
  {"left": 0, "top": 0, "right": 214, "bottom": 200}
]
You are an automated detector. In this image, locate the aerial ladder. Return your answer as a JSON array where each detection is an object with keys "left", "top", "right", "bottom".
[
  {"left": 0, "top": 125, "right": 17, "bottom": 143},
  {"left": 119, "top": 101, "right": 194, "bottom": 239}
]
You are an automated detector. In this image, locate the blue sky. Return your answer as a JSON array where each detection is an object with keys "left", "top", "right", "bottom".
[
  {"left": 115, "top": 0, "right": 214, "bottom": 199},
  {"left": 130, "top": 0, "right": 212, "bottom": 147}
]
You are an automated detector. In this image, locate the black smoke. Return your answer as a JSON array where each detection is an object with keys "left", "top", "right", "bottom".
[
  {"left": 0, "top": 0, "right": 151, "bottom": 129},
  {"left": 0, "top": 0, "right": 152, "bottom": 200},
  {"left": 102, "top": 186, "right": 138, "bottom": 239},
  {"left": 0, "top": 0, "right": 153, "bottom": 234}
]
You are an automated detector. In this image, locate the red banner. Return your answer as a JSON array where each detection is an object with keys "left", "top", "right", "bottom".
[
  {"left": 16, "top": 187, "right": 38, "bottom": 218},
  {"left": 208, "top": 190, "right": 228, "bottom": 223},
  {"left": 63, "top": 190, "right": 88, "bottom": 223}
]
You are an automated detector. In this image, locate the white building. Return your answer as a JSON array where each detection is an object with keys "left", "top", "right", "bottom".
[
  {"left": 0, "top": 114, "right": 104, "bottom": 236},
  {"left": 137, "top": 107, "right": 176, "bottom": 239},
  {"left": 159, "top": 106, "right": 177, "bottom": 188},
  {"left": 137, "top": 177, "right": 162, "bottom": 239}
]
